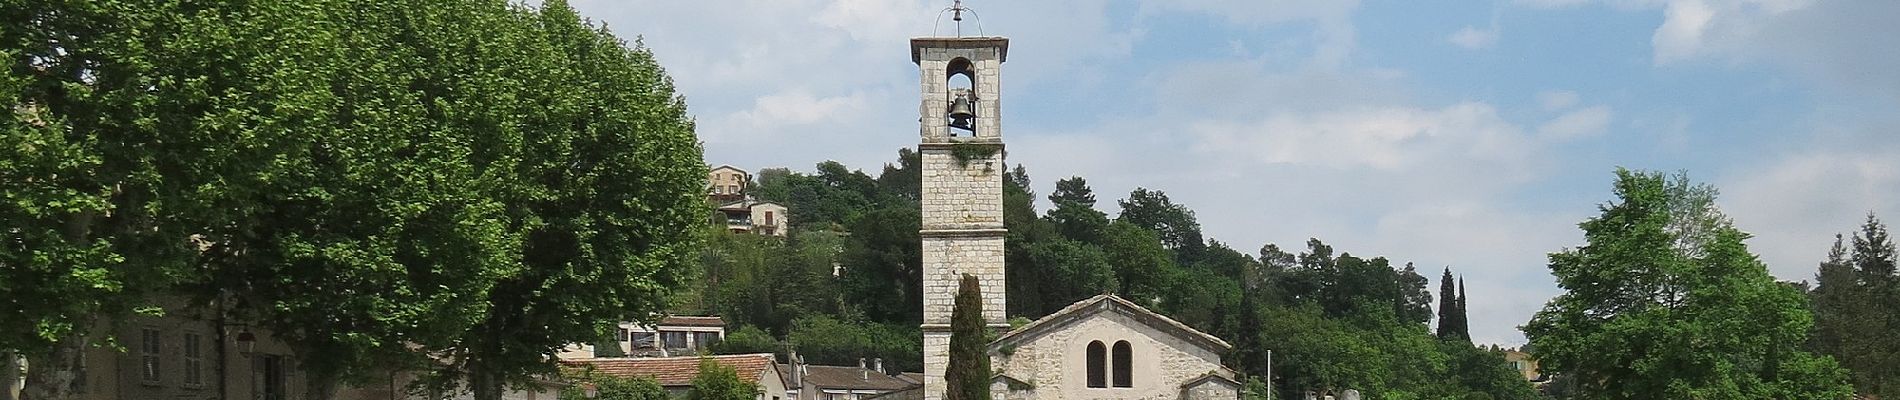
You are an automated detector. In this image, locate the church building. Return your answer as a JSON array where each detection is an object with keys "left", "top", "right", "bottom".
[{"left": 910, "top": 11, "right": 1243, "bottom": 400}]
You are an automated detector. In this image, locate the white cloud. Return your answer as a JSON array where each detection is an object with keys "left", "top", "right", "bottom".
[
  {"left": 1188, "top": 103, "right": 1534, "bottom": 170},
  {"left": 1719, "top": 111, "right": 1900, "bottom": 281},
  {"left": 1724, "top": 151, "right": 1900, "bottom": 280},
  {"left": 1651, "top": 0, "right": 1717, "bottom": 63},
  {"left": 1536, "top": 105, "right": 1614, "bottom": 140},
  {"left": 1448, "top": 25, "right": 1499, "bottom": 50},
  {"left": 1536, "top": 90, "right": 1581, "bottom": 111}
]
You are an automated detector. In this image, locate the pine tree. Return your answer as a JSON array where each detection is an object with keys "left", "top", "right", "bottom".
[
  {"left": 945, "top": 274, "right": 992, "bottom": 400},
  {"left": 1846, "top": 214, "right": 1899, "bottom": 397}
]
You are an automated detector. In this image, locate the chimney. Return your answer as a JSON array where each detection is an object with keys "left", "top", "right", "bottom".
[
  {"left": 859, "top": 358, "right": 868, "bottom": 380},
  {"left": 873, "top": 358, "right": 884, "bottom": 375},
  {"left": 790, "top": 352, "right": 805, "bottom": 387}
]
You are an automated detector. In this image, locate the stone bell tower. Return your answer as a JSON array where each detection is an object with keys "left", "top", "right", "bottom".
[{"left": 914, "top": 33, "right": 1008, "bottom": 400}]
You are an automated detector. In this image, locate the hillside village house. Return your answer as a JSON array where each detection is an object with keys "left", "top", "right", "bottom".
[
  {"left": 780, "top": 356, "right": 917, "bottom": 400},
  {"left": 557, "top": 316, "right": 727, "bottom": 359},
  {"left": 717, "top": 200, "right": 789, "bottom": 237},
  {"left": 706, "top": 165, "right": 790, "bottom": 237},
  {"left": 708, "top": 165, "right": 750, "bottom": 204},
  {"left": 563, "top": 354, "right": 787, "bottom": 400}
]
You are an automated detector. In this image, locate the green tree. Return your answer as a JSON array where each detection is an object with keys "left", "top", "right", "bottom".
[
  {"left": 1436, "top": 268, "right": 1468, "bottom": 341},
  {"left": 1024, "top": 238, "right": 1118, "bottom": 311},
  {"left": 783, "top": 316, "right": 921, "bottom": 373},
  {"left": 443, "top": 2, "right": 706, "bottom": 399},
  {"left": 1117, "top": 188, "right": 1205, "bottom": 256},
  {"left": 1809, "top": 215, "right": 1900, "bottom": 398},
  {"left": 1049, "top": 176, "right": 1097, "bottom": 207},
  {"left": 561, "top": 371, "right": 669, "bottom": 400},
  {"left": 1522, "top": 169, "right": 1851, "bottom": 399},
  {"left": 838, "top": 206, "right": 923, "bottom": 323},
  {"left": 945, "top": 274, "right": 992, "bottom": 400},
  {"left": 712, "top": 325, "right": 780, "bottom": 356},
  {"left": 688, "top": 358, "right": 758, "bottom": 400},
  {"left": 1101, "top": 221, "right": 1178, "bottom": 307},
  {"left": 3, "top": 2, "right": 223, "bottom": 396}
]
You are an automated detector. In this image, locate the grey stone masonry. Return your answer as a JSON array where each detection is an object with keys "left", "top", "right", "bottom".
[{"left": 914, "top": 35, "right": 1008, "bottom": 400}]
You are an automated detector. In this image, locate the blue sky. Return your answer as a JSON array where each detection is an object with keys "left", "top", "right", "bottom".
[{"left": 567, "top": 0, "right": 1900, "bottom": 346}]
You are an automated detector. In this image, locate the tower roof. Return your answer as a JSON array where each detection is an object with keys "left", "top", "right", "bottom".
[{"left": 909, "top": 36, "right": 1009, "bottom": 63}]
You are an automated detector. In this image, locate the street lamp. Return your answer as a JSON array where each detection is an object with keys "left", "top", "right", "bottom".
[{"left": 235, "top": 330, "right": 257, "bottom": 355}]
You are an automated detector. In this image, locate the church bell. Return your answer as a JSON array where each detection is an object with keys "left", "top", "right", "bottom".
[{"left": 947, "top": 90, "right": 976, "bottom": 131}]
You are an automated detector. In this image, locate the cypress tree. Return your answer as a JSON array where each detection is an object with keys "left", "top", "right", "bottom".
[
  {"left": 945, "top": 274, "right": 992, "bottom": 400},
  {"left": 1436, "top": 268, "right": 1470, "bottom": 341},
  {"left": 1458, "top": 276, "right": 1470, "bottom": 340},
  {"left": 1437, "top": 268, "right": 1458, "bottom": 340}
]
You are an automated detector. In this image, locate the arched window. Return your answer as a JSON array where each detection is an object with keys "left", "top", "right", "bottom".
[
  {"left": 944, "top": 58, "right": 977, "bottom": 136},
  {"left": 1086, "top": 341, "right": 1106, "bottom": 388},
  {"left": 1112, "top": 341, "right": 1132, "bottom": 388}
]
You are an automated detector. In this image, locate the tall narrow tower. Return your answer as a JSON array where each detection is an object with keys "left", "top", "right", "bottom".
[{"left": 914, "top": 34, "right": 1008, "bottom": 400}]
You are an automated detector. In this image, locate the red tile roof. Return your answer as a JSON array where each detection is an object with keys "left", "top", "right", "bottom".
[
  {"left": 659, "top": 316, "right": 726, "bottom": 328},
  {"left": 564, "top": 354, "right": 774, "bottom": 387}
]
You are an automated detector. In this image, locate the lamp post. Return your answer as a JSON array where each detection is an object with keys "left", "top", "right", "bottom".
[{"left": 235, "top": 330, "right": 257, "bottom": 356}]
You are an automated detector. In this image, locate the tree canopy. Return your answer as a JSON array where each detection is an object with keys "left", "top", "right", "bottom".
[
  {"left": 3, "top": 1, "right": 706, "bottom": 399},
  {"left": 1523, "top": 169, "right": 1851, "bottom": 399}
]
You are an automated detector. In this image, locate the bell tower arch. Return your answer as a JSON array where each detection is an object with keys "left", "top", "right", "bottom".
[{"left": 912, "top": 35, "right": 1008, "bottom": 400}]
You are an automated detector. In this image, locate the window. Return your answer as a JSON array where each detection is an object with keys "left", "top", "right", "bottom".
[
  {"left": 140, "top": 328, "right": 162, "bottom": 384},
  {"left": 693, "top": 332, "right": 721, "bottom": 349},
  {"left": 617, "top": 328, "right": 630, "bottom": 342},
  {"left": 764, "top": 211, "right": 775, "bottom": 225},
  {"left": 260, "top": 355, "right": 287, "bottom": 400},
  {"left": 661, "top": 331, "right": 688, "bottom": 349},
  {"left": 1085, "top": 341, "right": 1106, "bottom": 388},
  {"left": 631, "top": 332, "right": 656, "bottom": 349},
  {"left": 183, "top": 332, "right": 204, "bottom": 386},
  {"left": 1111, "top": 341, "right": 1132, "bottom": 388},
  {"left": 69, "top": 352, "right": 87, "bottom": 393}
]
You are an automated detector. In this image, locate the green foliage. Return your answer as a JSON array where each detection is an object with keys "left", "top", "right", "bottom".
[
  {"left": 949, "top": 142, "right": 1001, "bottom": 168},
  {"left": 1524, "top": 169, "right": 1852, "bottom": 399},
  {"left": 1808, "top": 214, "right": 1900, "bottom": 398},
  {"left": 712, "top": 325, "right": 780, "bottom": 356},
  {"left": 839, "top": 206, "right": 923, "bottom": 323},
  {"left": 786, "top": 315, "right": 922, "bottom": 373},
  {"left": 561, "top": 370, "right": 669, "bottom": 400},
  {"left": 1117, "top": 187, "right": 1205, "bottom": 255},
  {"left": 945, "top": 274, "right": 992, "bottom": 400},
  {"left": 688, "top": 358, "right": 758, "bottom": 400},
  {"left": 1436, "top": 267, "right": 1470, "bottom": 342}
]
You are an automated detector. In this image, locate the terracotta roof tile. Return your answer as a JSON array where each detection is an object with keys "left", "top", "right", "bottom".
[
  {"left": 564, "top": 354, "right": 773, "bottom": 387},
  {"left": 799, "top": 365, "right": 916, "bottom": 391},
  {"left": 658, "top": 316, "right": 726, "bottom": 328}
]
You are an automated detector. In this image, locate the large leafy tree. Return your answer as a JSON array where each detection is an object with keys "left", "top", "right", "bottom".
[
  {"left": 1523, "top": 169, "right": 1851, "bottom": 399},
  {"left": 443, "top": 2, "right": 706, "bottom": 400},
  {"left": 2, "top": 2, "right": 208, "bottom": 396},
  {"left": 1117, "top": 187, "right": 1206, "bottom": 257}
]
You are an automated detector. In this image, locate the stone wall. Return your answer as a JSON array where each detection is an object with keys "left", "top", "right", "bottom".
[{"left": 990, "top": 311, "right": 1229, "bottom": 400}]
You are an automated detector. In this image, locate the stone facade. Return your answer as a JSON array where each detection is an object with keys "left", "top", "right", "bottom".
[
  {"left": 987, "top": 295, "right": 1238, "bottom": 400},
  {"left": 913, "top": 35, "right": 1009, "bottom": 400}
]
